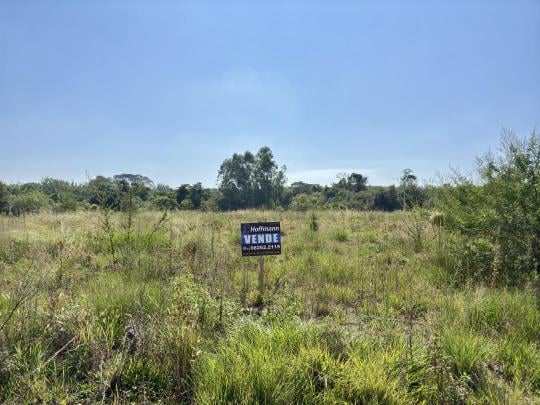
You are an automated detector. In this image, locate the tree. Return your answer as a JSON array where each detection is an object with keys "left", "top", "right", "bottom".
[
  {"left": 290, "top": 182, "right": 321, "bottom": 196},
  {"left": 374, "top": 185, "right": 400, "bottom": 211},
  {"left": 0, "top": 182, "right": 8, "bottom": 214},
  {"left": 201, "top": 190, "right": 220, "bottom": 212},
  {"left": 176, "top": 184, "right": 190, "bottom": 205},
  {"left": 41, "top": 177, "right": 74, "bottom": 203},
  {"left": 57, "top": 192, "right": 79, "bottom": 211},
  {"left": 217, "top": 147, "right": 286, "bottom": 210},
  {"left": 179, "top": 199, "right": 193, "bottom": 210},
  {"left": 400, "top": 169, "right": 423, "bottom": 208},
  {"left": 151, "top": 195, "right": 178, "bottom": 210},
  {"left": 253, "top": 146, "right": 286, "bottom": 207},
  {"left": 334, "top": 172, "right": 368, "bottom": 192},
  {"left": 113, "top": 174, "right": 154, "bottom": 189},
  {"left": 290, "top": 193, "right": 319, "bottom": 211},
  {"left": 155, "top": 183, "right": 174, "bottom": 197},
  {"left": 189, "top": 182, "right": 204, "bottom": 209},
  {"left": 217, "top": 151, "right": 256, "bottom": 210},
  {"left": 347, "top": 173, "right": 368, "bottom": 192},
  {"left": 89, "top": 176, "right": 120, "bottom": 208},
  {"left": 12, "top": 191, "right": 51, "bottom": 215}
]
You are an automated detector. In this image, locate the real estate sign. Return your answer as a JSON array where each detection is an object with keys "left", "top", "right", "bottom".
[{"left": 241, "top": 222, "right": 281, "bottom": 257}]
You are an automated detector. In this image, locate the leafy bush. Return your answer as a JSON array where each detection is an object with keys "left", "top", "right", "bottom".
[
  {"left": 150, "top": 195, "right": 178, "bottom": 210},
  {"left": 11, "top": 191, "right": 51, "bottom": 215},
  {"left": 290, "top": 193, "right": 319, "bottom": 211},
  {"left": 437, "top": 131, "right": 540, "bottom": 283}
]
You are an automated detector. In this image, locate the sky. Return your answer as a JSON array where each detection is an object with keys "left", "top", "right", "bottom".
[{"left": 1, "top": 0, "right": 539, "bottom": 187}]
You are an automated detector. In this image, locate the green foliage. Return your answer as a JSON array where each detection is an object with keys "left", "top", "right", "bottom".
[
  {"left": 0, "top": 202, "right": 539, "bottom": 402},
  {"left": 217, "top": 146, "right": 286, "bottom": 210},
  {"left": 11, "top": 191, "right": 51, "bottom": 215},
  {"left": 189, "top": 182, "right": 204, "bottom": 209},
  {"left": 309, "top": 211, "right": 319, "bottom": 231},
  {"left": 374, "top": 185, "right": 401, "bottom": 211},
  {"left": 1, "top": 169, "right": 427, "bottom": 215},
  {"left": 290, "top": 193, "right": 319, "bottom": 211},
  {"left": 170, "top": 271, "right": 239, "bottom": 333},
  {"left": 193, "top": 321, "right": 348, "bottom": 404},
  {"left": 113, "top": 173, "right": 154, "bottom": 188},
  {"left": 89, "top": 175, "right": 121, "bottom": 208},
  {"left": 442, "top": 329, "right": 488, "bottom": 381},
  {"left": 175, "top": 183, "right": 210, "bottom": 210},
  {"left": 290, "top": 181, "right": 322, "bottom": 196},
  {"left": 57, "top": 191, "right": 80, "bottom": 211},
  {"left": 400, "top": 168, "right": 426, "bottom": 208},
  {"left": 335, "top": 172, "right": 368, "bottom": 192},
  {"left": 175, "top": 184, "right": 190, "bottom": 204},
  {"left": 151, "top": 195, "right": 178, "bottom": 210},
  {"left": 437, "top": 131, "right": 540, "bottom": 283},
  {"left": 180, "top": 199, "right": 193, "bottom": 210},
  {"left": 332, "top": 228, "right": 351, "bottom": 242},
  {"left": 0, "top": 181, "right": 9, "bottom": 213}
]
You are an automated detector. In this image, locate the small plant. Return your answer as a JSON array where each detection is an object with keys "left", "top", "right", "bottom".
[
  {"left": 442, "top": 328, "right": 488, "bottom": 384},
  {"left": 309, "top": 211, "right": 319, "bottom": 232},
  {"left": 332, "top": 229, "right": 351, "bottom": 242},
  {"left": 429, "top": 211, "right": 445, "bottom": 228},
  {"left": 403, "top": 208, "right": 427, "bottom": 253}
]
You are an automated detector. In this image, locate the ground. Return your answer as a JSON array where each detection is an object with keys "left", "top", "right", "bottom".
[{"left": 0, "top": 210, "right": 538, "bottom": 403}]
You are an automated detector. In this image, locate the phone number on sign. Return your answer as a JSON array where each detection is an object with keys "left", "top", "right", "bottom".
[{"left": 243, "top": 244, "right": 281, "bottom": 251}]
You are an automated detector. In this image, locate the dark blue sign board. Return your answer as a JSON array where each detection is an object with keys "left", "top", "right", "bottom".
[{"left": 241, "top": 222, "right": 281, "bottom": 257}]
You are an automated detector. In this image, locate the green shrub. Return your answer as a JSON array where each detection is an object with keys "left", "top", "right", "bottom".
[
  {"left": 290, "top": 193, "right": 319, "bottom": 211},
  {"left": 332, "top": 229, "right": 351, "bottom": 242},
  {"left": 442, "top": 328, "right": 488, "bottom": 382},
  {"left": 11, "top": 191, "right": 51, "bottom": 215},
  {"left": 496, "top": 337, "right": 540, "bottom": 391},
  {"left": 308, "top": 211, "right": 319, "bottom": 231},
  {"left": 437, "top": 131, "right": 540, "bottom": 283},
  {"left": 465, "top": 288, "right": 540, "bottom": 340}
]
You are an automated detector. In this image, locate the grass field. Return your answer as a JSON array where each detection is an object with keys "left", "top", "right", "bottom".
[{"left": 0, "top": 209, "right": 539, "bottom": 403}]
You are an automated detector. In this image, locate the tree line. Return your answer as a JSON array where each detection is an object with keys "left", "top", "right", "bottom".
[
  {"left": 0, "top": 146, "right": 428, "bottom": 215},
  {"left": 2, "top": 130, "right": 538, "bottom": 284}
]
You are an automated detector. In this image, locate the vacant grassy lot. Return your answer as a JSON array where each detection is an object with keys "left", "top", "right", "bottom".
[{"left": 0, "top": 209, "right": 539, "bottom": 403}]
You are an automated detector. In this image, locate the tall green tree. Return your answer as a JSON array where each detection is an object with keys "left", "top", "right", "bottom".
[
  {"left": 89, "top": 176, "right": 120, "bottom": 208},
  {"left": 335, "top": 172, "right": 368, "bottom": 192},
  {"left": 41, "top": 177, "right": 74, "bottom": 203},
  {"left": 0, "top": 182, "right": 9, "bottom": 214},
  {"left": 253, "top": 146, "right": 286, "bottom": 208},
  {"left": 290, "top": 182, "right": 322, "bottom": 196},
  {"left": 217, "top": 147, "right": 286, "bottom": 210},
  {"left": 400, "top": 168, "right": 424, "bottom": 208},
  {"left": 374, "top": 185, "right": 401, "bottom": 211},
  {"left": 189, "top": 182, "right": 204, "bottom": 209},
  {"left": 113, "top": 174, "right": 154, "bottom": 188},
  {"left": 176, "top": 184, "right": 190, "bottom": 205},
  {"left": 217, "top": 151, "right": 256, "bottom": 210}
]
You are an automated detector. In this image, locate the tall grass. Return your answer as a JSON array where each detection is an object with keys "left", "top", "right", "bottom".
[{"left": 0, "top": 209, "right": 538, "bottom": 403}]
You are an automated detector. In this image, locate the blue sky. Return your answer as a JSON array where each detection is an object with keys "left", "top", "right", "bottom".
[{"left": 1, "top": 0, "right": 539, "bottom": 187}]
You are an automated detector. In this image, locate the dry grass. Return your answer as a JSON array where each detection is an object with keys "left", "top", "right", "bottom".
[{"left": 0, "top": 209, "right": 538, "bottom": 403}]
